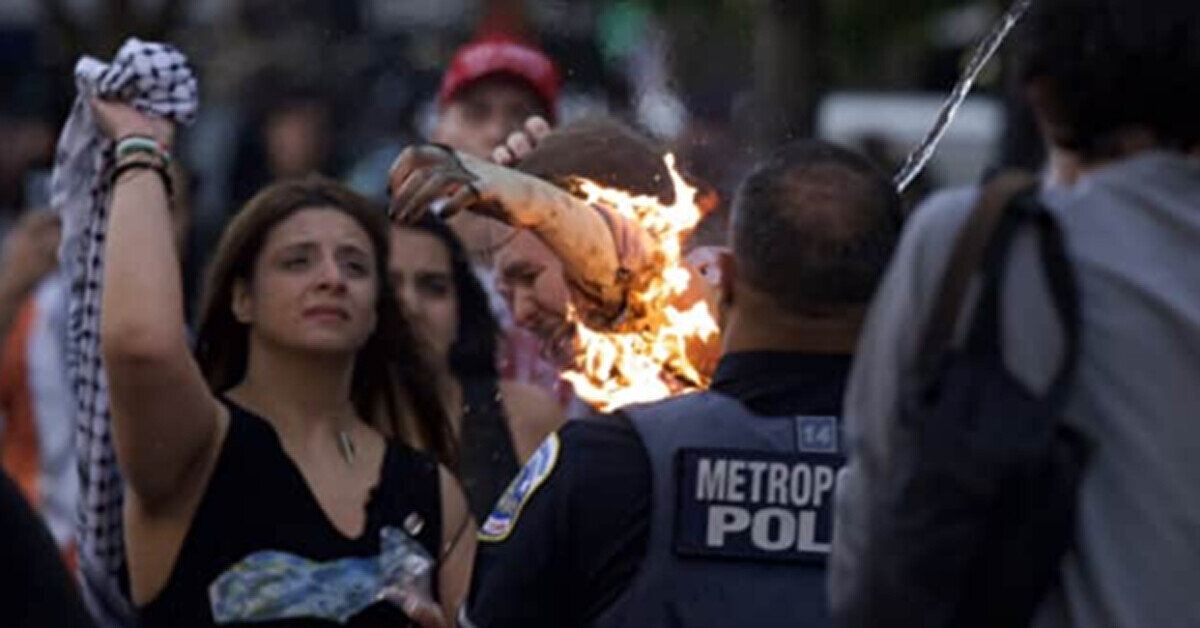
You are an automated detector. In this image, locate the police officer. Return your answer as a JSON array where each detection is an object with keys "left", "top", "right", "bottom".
[{"left": 458, "top": 140, "right": 903, "bottom": 627}]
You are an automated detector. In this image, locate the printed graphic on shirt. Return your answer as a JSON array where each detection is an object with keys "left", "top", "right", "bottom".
[
  {"left": 675, "top": 447, "right": 844, "bottom": 563},
  {"left": 208, "top": 526, "right": 432, "bottom": 624},
  {"left": 478, "top": 433, "right": 561, "bottom": 542}
]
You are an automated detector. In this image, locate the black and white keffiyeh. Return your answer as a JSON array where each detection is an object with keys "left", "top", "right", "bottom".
[{"left": 50, "top": 37, "right": 197, "bottom": 627}]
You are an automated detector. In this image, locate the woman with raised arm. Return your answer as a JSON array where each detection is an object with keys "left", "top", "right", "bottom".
[
  {"left": 389, "top": 215, "right": 563, "bottom": 522},
  {"left": 93, "top": 98, "right": 472, "bottom": 628}
]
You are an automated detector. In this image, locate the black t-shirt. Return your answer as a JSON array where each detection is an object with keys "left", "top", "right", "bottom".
[
  {"left": 464, "top": 352, "right": 853, "bottom": 627},
  {"left": 140, "top": 400, "right": 443, "bottom": 628},
  {"left": 0, "top": 469, "right": 97, "bottom": 628}
]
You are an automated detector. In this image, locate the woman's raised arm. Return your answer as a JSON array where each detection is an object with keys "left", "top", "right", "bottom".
[{"left": 94, "top": 98, "right": 223, "bottom": 510}]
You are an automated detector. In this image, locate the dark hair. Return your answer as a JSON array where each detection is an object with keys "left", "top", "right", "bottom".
[
  {"left": 400, "top": 214, "right": 501, "bottom": 379},
  {"left": 195, "top": 176, "right": 455, "bottom": 464},
  {"left": 516, "top": 116, "right": 677, "bottom": 204},
  {"left": 1016, "top": 0, "right": 1200, "bottom": 159},
  {"left": 730, "top": 140, "right": 902, "bottom": 317}
]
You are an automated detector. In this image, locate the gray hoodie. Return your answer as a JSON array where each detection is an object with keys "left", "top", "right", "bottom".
[{"left": 832, "top": 151, "right": 1200, "bottom": 628}]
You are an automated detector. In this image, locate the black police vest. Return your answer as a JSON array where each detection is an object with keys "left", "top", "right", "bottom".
[{"left": 591, "top": 391, "right": 844, "bottom": 628}]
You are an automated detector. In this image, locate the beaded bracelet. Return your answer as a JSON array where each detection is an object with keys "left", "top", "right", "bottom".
[
  {"left": 110, "top": 159, "right": 174, "bottom": 197},
  {"left": 115, "top": 135, "right": 172, "bottom": 165}
]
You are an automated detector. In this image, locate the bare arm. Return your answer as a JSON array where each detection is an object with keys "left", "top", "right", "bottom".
[
  {"left": 437, "top": 466, "right": 476, "bottom": 624},
  {"left": 94, "top": 99, "right": 223, "bottom": 509},
  {"left": 472, "top": 153, "right": 635, "bottom": 308},
  {"left": 388, "top": 146, "right": 631, "bottom": 312}
]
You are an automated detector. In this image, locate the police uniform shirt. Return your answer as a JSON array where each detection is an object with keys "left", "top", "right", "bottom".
[{"left": 463, "top": 352, "right": 853, "bottom": 627}]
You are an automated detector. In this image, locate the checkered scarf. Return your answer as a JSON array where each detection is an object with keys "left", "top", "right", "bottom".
[{"left": 50, "top": 38, "right": 197, "bottom": 627}]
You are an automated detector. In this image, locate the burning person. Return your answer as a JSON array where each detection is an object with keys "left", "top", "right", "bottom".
[{"left": 388, "top": 117, "right": 720, "bottom": 410}]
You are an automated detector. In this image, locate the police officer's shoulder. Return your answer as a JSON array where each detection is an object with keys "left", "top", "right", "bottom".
[
  {"left": 559, "top": 410, "right": 652, "bottom": 485},
  {"left": 476, "top": 410, "right": 649, "bottom": 543},
  {"left": 557, "top": 409, "right": 650, "bottom": 471},
  {"left": 564, "top": 408, "right": 639, "bottom": 440}
]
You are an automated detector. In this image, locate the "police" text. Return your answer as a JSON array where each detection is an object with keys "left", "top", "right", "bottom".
[{"left": 693, "top": 456, "right": 839, "bottom": 554}]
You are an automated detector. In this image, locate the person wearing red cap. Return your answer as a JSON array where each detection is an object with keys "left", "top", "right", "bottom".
[
  {"left": 431, "top": 37, "right": 559, "bottom": 279},
  {"left": 433, "top": 36, "right": 559, "bottom": 162},
  {"left": 346, "top": 35, "right": 559, "bottom": 266},
  {"left": 426, "top": 37, "right": 569, "bottom": 407},
  {"left": 341, "top": 35, "right": 568, "bottom": 404}
]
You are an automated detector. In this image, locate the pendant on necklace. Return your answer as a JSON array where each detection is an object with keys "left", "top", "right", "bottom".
[
  {"left": 404, "top": 512, "right": 425, "bottom": 537},
  {"left": 337, "top": 429, "right": 357, "bottom": 466}
]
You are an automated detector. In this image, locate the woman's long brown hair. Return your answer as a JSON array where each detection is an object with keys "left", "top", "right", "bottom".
[{"left": 194, "top": 175, "right": 455, "bottom": 465}]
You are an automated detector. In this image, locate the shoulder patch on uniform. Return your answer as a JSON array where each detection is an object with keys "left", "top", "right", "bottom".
[
  {"left": 478, "top": 433, "right": 561, "bottom": 542},
  {"left": 795, "top": 415, "right": 839, "bottom": 453}
]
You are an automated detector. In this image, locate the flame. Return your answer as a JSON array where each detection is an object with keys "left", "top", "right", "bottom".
[{"left": 560, "top": 154, "right": 720, "bottom": 412}]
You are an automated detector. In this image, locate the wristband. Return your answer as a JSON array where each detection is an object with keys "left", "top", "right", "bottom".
[
  {"left": 116, "top": 135, "right": 172, "bottom": 165},
  {"left": 110, "top": 160, "right": 174, "bottom": 197}
]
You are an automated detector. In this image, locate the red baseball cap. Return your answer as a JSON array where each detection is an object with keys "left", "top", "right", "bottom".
[{"left": 438, "top": 37, "right": 560, "bottom": 121}]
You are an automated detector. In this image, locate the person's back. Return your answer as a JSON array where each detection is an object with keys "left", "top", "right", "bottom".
[
  {"left": 881, "top": 156, "right": 1200, "bottom": 625},
  {"left": 594, "top": 389, "right": 846, "bottom": 627},
  {"left": 1024, "top": 154, "right": 1200, "bottom": 626},
  {"left": 830, "top": 1, "right": 1200, "bottom": 624}
]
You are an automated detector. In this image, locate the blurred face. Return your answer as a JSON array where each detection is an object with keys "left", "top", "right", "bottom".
[
  {"left": 432, "top": 75, "right": 545, "bottom": 158},
  {"left": 388, "top": 227, "right": 459, "bottom": 364},
  {"left": 494, "top": 231, "right": 571, "bottom": 352},
  {"left": 233, "top": 208, "right": 378, "bottom": 357},
  {"left": 265, "top": 102, "right": 329, "bottom": 178}
]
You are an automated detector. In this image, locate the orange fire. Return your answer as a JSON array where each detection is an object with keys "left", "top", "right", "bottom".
[{"left": 560, "top": 154, "right": 720, "bottom": 412}]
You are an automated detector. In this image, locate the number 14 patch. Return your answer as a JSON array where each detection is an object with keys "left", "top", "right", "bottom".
[{"left": 795, "top": 416, "right": 839, "bottom": 454}]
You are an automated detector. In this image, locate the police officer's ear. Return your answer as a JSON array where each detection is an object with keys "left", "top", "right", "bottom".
[{"left": 716, "top": 249, "right": 736, "bottom": 326}]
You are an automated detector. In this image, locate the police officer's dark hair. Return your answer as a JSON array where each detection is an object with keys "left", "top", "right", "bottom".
[
  {"left": 1016, "top": 0, "right": 1200, "bottom": 160},
  {"left": 730, "top": 140, "right": 902, "bottom": 317}
]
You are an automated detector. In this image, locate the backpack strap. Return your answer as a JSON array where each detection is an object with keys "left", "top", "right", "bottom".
[
  {"left": 917, "top": 172, "right": 1039, "bottom": 382},
  {"left": 965, "top": 191, "right": 1080, "bottom": 406},
  {"left": 1035, "top": 207, "right": 1080, "bottom": 403}
]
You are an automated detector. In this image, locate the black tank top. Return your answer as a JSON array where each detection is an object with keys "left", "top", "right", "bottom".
[
  {"left": 456, "top": 376, "right": 521, "bottom": 522},
  {"left": 139, "top": 400, "right": 442, "bottom": 627}
]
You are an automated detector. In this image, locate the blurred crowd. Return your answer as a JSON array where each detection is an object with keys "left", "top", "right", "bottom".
[{"left": 2, "top": 0, "right": 1199, "bottom": 626}]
